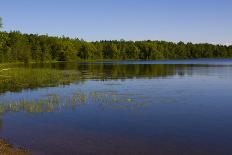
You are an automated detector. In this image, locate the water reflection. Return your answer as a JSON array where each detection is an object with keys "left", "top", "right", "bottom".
[
  {"left": 1, "top": 61, "right": 232, "bottom": 94},
  {"left": 1, "top": 60, "right": 232, "bottom": 155}
]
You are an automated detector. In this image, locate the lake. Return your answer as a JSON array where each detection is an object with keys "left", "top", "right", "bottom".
[{"left": 0, "top": 59, "right": 232, "bottom": 155}]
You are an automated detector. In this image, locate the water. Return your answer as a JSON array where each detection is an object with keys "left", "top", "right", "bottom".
[{"left": 1, "top": 59, "right": 232, "bottom": 155}]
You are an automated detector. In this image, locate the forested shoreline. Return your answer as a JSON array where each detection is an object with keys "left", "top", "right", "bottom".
[{"left": 0, "top": 31, "right": 232, "bottom": 63}]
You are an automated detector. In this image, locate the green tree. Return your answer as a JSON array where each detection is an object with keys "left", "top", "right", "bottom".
[
  {"left": 125, "top": 43, "right": 140, "bottom": 59},
  {"left": 78, "top": 42, "right": 97, "bottom": 59},
  {"left": 0, "top": 29, "right": 232, "bottom": 63}
]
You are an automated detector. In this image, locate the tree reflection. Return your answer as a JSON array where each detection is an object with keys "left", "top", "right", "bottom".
[{"left": 0, "top": 63, "right": 198, "bottom": 94}]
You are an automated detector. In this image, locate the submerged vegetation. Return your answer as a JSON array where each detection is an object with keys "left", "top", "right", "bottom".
[{"left": 0, "top": 30, "right": 232, "bottom": 63}]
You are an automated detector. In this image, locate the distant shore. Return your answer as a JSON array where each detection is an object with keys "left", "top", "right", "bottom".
[{"left": 0, "top": 31, "right": 231, "bottom": 64}]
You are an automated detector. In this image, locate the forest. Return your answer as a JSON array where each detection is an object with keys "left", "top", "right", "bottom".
[{"left": 0, "top": 18, "right": 232, "bottom": 63}]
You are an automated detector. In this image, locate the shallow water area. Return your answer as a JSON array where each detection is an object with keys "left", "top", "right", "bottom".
[{"left": 0, "top": 59, "right": 232, "bottom": 155}]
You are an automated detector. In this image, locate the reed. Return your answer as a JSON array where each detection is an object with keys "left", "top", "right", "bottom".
[{"left": 0, "top": 67, "right": 81, "bottom": 93}]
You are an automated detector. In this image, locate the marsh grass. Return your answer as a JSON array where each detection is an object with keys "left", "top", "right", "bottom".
[
  {"left": 0, "top": 94, "right": 62, "bottom": 114},
  {"left": 0, "top": 67, "right": 81, "bottom": 93},
  {"left": 90, "top": 90, "right": 149, "bottom": 110},
  {"left": 0, "top": 90, "right": 150, "bottom": 115},
  {"left": 71, "top": 92, "right": 87, "bottom": 105}
]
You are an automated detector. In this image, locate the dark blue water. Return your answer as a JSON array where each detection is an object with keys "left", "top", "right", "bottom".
[{"left": 1, "top": 60, "right": 232, "bottom": 155}]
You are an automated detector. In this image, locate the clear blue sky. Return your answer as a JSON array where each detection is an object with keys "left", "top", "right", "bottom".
[{"left": 1, "top": 0, "right": 232, "bottom": 44}]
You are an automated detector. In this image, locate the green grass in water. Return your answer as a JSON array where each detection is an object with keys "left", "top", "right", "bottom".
[{"left": 0, "top": 67, "right": 81, "bottom": 93}]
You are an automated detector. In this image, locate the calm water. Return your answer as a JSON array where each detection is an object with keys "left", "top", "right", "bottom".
[{"left": 1, "top": 59, "right": 232, "bottom": 155}]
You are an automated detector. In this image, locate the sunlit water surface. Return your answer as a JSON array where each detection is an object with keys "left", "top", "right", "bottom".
[{"left": 0, "top": 59, "right": 232, "bottom": 155}]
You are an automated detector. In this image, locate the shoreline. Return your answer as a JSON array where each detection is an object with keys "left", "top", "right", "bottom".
[
  {"left": 0, "top": 139, "right": 30, "bottom": 155},
  {"left": 0, "top": 58, "right": 231, "bottom": 64}
]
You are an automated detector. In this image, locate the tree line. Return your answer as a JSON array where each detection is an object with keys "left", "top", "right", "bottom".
[{"left": 0, "top": 31, "right": 232, "bottom": 63}]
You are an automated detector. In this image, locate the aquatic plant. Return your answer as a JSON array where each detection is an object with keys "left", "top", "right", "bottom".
[
  {"left": 0, "top": 90, "right": 150, "bottom": 115},
  {"left": 0, "top": 67, "right": 81, "bottom": 93}
]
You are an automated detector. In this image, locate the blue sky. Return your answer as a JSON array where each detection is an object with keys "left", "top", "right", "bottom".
[{"left": 1, "top": 0, "right": 232, "bottom": 44}]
